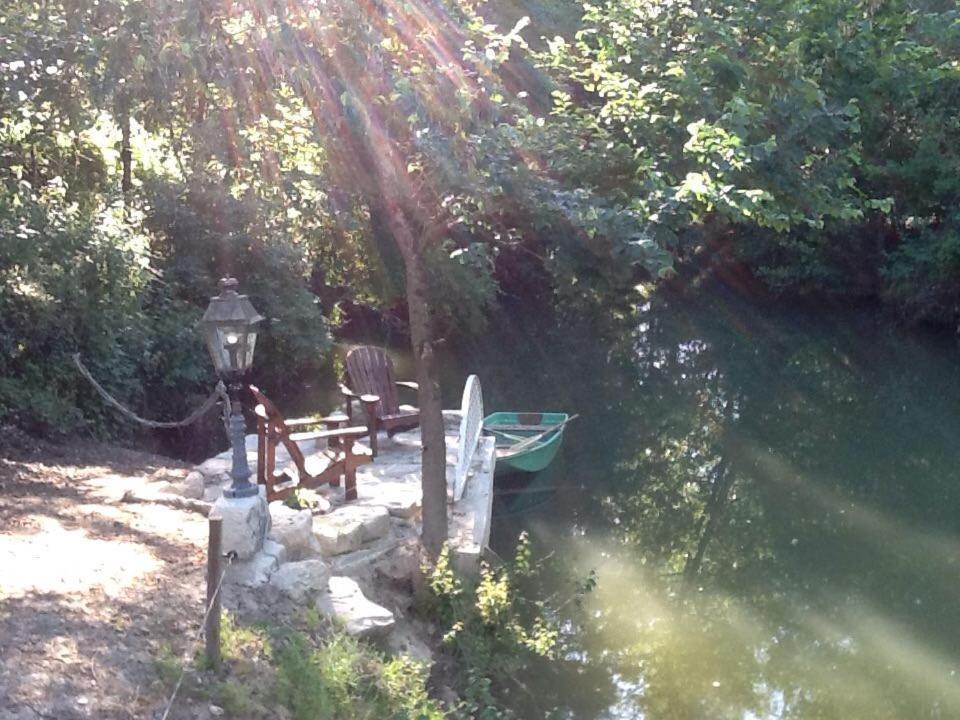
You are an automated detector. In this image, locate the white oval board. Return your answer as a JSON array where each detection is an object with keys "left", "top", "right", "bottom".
[{"left": 454, "top": 374, "right": 483, "bottom": 501}]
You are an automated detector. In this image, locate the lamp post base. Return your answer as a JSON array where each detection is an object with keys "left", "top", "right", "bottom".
[
  {"left": 212, "top": 493, "right": 269, "bottom": 560},
  {"left": 223, "top": 484, "right": 259, "bottom": 499}
]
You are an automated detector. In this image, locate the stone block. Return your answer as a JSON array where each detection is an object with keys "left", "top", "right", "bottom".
[
  {"left": 261, "top": 539, "right": 287, "bottom": 565},
  {"left": 197, "top": 457, "right": 232, "bottom": 478},
  {"left": 157, "top": 476, "right": 203, "bottom": 500},
  {"left": 269, "top": 559, "right": 331, "bottom": 602},
  {"left": 304, "top": 533, "right": 325, "bottom": 558},
  {"left": 181, "top": 471, "right": 205, "bottom": 499},
  {"left": 372, "top": 541, "right": 420, "bottom": 583},
  {"left": 333, "top": 505, "right": 391, "bottom": 543},
  {"left": 358, "top": 484, "right": 420, "bottom": 519},
  {"left": 316, "top": 576, "right": 395, "bottom": 639},
  {"left": 212, "top": 494, "right": 270, "bottom": 561},
  {"left": 330, "top": 535, "right": 401, "bottom": 577},
  {"left": 312, "top": 513, "right": 364, "bottom": 556},
  {"left": 267, "top": 503, "right": 314, "bottom": 560},
  {"left": 205, "top": 472, "right": 231, "bottom": 488},
  {"left": 226, "top": 551, "right": 277, "bottom": 588}
]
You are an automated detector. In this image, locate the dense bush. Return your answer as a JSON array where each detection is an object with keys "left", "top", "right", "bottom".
[
  {"left": 0, "top": 174, "right": 332, "bottom": 436},
  {"left": 529, "top": 0, "right": 960, "bottom": 319},
  {"left": 0, "top": 182, "right": 151, "bottom": 433},
  {"left": 141, "top": 177, "right": 332, "bottom": 403}
]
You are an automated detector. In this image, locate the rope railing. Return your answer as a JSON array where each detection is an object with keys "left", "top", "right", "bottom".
[
  {"left": 73, "top": 355, "right": 241, "bottom": 718},
  {"left": 72, "top": 353, "right": 231, "bottom": 430}
]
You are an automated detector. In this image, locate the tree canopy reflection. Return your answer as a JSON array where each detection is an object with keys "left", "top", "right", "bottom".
[{"left": 477, "top": 281, "right": 960, "bottom": 719}]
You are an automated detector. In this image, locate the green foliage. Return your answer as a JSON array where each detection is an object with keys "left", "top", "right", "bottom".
[
  {"left": 1, "top": 0, "right": 667, "bottom": 439},
  {"left": 4, "top": 0, "right": 960, "bottom": 443},
  {"left": 0, "top": 181, "right": 151, "bottom": 433},
  {"left": 425, "top": 537, "right": 577, "bottom": 719},
  {"left": 140, "top": 177, "right": 332, "bottom": 401},
  {"left": 152, "top": 642, "right": 184, "bottom": 688},
  {"left": 274, "top": 632, "right": 444, "bottom": 720},
  {"left": 213, "top": 679, "right": 258, "bottom": 717},
  {"left": 157, "top": 611, "right": 443, "bottom": 719},
  {"left": 425, "top": 241, "right": 499, "bottom": 336},
  {"left": 218, "top": 611, "right": 271, "bottom": 664},
  {"left": 0, "top": 172, "right": 332, "bottom": 434},
  {"left": 529, "top": 0, "right": 960, "bottom": 316}
]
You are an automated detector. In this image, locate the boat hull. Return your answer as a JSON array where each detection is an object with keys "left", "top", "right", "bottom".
[{"left": 483, "top": 411, "right": 568, "bottom": 476}]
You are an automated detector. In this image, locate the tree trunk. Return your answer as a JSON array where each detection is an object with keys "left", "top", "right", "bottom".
[
  {"left": 406, "top": 258, "right": 448, "bottom": 558},
  {"left": 383, "top": 201, "right": 448, "bottom": 558},
  {"left": 120, "top": 101, "right": 132, "bottom": 210},
  {"left": 295, "top": 34, "right": 451, "bottom": 556}
]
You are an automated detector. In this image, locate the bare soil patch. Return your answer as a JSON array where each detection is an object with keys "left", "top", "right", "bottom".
[{"left": 0, "top": 435, "right": 218, "bottom": 720}]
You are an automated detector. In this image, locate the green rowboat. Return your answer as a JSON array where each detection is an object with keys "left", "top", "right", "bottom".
[{"left": 483, "top": 411, "right": 569, "bottom": 476}]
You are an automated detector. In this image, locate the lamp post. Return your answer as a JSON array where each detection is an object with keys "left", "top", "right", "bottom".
[{"left": 201, "top": 277, "right": 264, "bottom": 499}]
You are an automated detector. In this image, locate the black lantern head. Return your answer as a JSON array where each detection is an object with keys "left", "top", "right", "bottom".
[{"left": 201, "top": 277, "right": 264, "bottom": 377}]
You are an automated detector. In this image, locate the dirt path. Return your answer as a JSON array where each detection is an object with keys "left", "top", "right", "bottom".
[{"left": 0, "top": 434, "right": 215, "bottom": 720}]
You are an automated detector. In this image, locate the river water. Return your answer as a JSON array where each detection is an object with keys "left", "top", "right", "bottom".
[
  {"left": 334, "top": 278, "right": 960, "bottom": 719},
  {"left": 434, "top": 279, "right": 960, "bottom": 720}
]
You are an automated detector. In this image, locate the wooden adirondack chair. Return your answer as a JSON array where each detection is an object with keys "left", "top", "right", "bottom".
[
  {"left": 250, "top": 385, "right": 371, "bottom": 502},
  {"left": 340, "top": 345, "right": 419, "bottom": 456}
]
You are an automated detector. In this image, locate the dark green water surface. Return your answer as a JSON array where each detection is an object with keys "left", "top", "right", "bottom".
[
  {"left": 336, "top": 279, "right": 960, "bottom": 719},
  {"left": 442, "top": 280, "right": 960, "bottom": 720}
]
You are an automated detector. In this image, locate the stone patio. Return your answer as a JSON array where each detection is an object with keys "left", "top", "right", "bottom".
[{"left": 168, "top": 410, "right": 495, "bottom": 639}]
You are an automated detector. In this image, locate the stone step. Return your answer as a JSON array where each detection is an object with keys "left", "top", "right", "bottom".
[
  {"left": 268, "top": 559, "right": 330, "bottom": 602},
  {"left": 315, "top": 576, "right": 395, "bottom": 639},
  {"left": 354, "top": 481, "right": 420, "bottom": 519},
  {"left": 267, "top": 503, "right": 316, "bottom": 560},
  {"left": 312, "top": 505, "right": 390, "bottom": 555}
]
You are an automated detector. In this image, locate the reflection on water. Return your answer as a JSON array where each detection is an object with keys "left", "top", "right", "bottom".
[{"left": 457, "top": 282, "right": 960, "bottom": 719}]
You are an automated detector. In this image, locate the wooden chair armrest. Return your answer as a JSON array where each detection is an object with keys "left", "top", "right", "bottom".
[
  {"left": 283, "top": 416, "right": 324, "bottom": 428},
  {"left": 288, "top": 425, "right": 369, "bottom": 443},
  {"left": 283, "top": 412, "right": 350, "bottom": 429},
  {"left": 340, "top": 384, "right": 360, "bottom": 398},
  {"left": 395, "top": 381, "right": 419, "bottom": 391},
  {"left": 323, "top": 425, "right": 370, "bottom": 440}
]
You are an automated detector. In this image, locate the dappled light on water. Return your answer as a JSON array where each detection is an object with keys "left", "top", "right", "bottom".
[
  {"left": 472, "top": 279, "right": 960, "bottom": 719},
  {"left": 512, "top": 523, "right": 960, "bottom": 720}
]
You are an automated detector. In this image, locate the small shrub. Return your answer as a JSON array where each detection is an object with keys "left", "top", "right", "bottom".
[
  {"left": 214, "top": 679, "right": 258, "bottom": 717},
  {"left": 424, "top": 534, "right": 590, "bottom": 719},
  {"left": 220, "top": 612, "right": 270, "bottom": 660},
  {"left": 274, "top": 631, "right": 444, "bottom": 720},
  {"left": 153, "top": 643, "right": 183, "bottom": 689}
]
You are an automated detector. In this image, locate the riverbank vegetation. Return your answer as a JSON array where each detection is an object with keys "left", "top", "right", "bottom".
[
  {"left": 149, "top": 537, "right": 581, "bottom": 719},
  {"left": 153, "top": 609, "right": 445, "bottom": 719},
  {"left": 423, "top": 536, "right": 591, "bottom": 719},
  {"left": 3, "top": 0, "right": 956, "bottom": 439}
]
